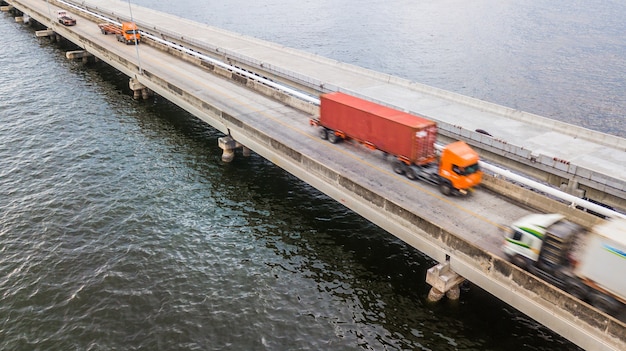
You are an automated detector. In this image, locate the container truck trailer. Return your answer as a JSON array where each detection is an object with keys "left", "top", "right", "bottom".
[
  {"left": 310, "top": 92, "right": 482, "bottom": 195},
  {"left": 502, "top": 213, "right": 626, "bottom": 316}
]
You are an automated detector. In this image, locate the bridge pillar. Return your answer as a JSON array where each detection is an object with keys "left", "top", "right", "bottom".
[
  {"left": 35, "top": 29, "right": 54, "bottom": 37},
  {"left": 129, "top": 78, "right": 152, "bottom": 100},
  {"left": 141, "top": 88, "right": 152, "bottom": 100},
  {"left": 219, "top": 136, "right": 236, "bottom": 162},
  {"left": 242, "top": 146, "right": 251, "bottom": 157},
  {"left": 425, "top": 262, "right": 465, "bottom": 302},
  {"left": 65, "top": 50, "right": 94, "bottom": 63},
  {"left": 14, "top": 13, "right": 31, "bottom": 24},
  {"left": 218, "top": 136, "right": 250, "bottom": 162}
]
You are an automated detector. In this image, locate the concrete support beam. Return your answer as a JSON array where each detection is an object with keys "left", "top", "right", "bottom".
[
  {"left": 66, "top": 50, "right": 92, "bottom": 60},
  {"left": 129, "top": 77, "right": 152, "bottom": 100},
  {"left": 12, "top": 12, "right": 31, "bottom": 24},
  {"left": 219, "top": 136, "right": 236, "bottom": 162},
  {"left": 426, "top": 262, "right": 465, "bottom": 302},
  {"left": 218, "top": 136, "right": 250, "bottom": 162},
  {"left": 559, "top": 179, "right": 586, "bottom": 198},
  {"left": 0, "top": 5, "right": 13, "bottom": 12},
  {"left": 35, "top": 29, "right": 54, "bottom": 37},
  {"left": 242, "top": 145, "right": 251, "bottom": 157}
]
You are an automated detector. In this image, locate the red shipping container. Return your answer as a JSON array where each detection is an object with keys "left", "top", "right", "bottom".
[{"left": 320, "top": 92, "right": 437, "bottom": 165}]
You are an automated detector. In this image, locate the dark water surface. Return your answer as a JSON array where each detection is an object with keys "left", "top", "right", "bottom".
[{"left": 3, "top": 0, "right": 625, "bottom": 349}]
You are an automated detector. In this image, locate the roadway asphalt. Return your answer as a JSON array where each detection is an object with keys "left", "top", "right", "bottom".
[
  {"left": 19, "top": 0, "right": 535, "bottom": 258},
  {"left": 79, "top": 5, "right": 536, "bottom": 257},
  {"left": 11, "top": 2, "right": 626, "bottom": 349},
  {"left": 76, "top": 0, "right": 626, "bottom": 205}
]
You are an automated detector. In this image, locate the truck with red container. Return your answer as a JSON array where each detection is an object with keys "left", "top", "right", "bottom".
[{"left": 310, "top": 92, "right": 482, "bottom": 195}]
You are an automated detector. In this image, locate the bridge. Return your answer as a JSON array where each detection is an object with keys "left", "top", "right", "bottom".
[{"left": 3, "top": 0, "right": 625, "bottom": 349}]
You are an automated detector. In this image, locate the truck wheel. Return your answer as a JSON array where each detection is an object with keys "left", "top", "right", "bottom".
[
  {"left": 567, "top": 281, "right": 589, "bottom": 301},
  {"left": 405, "top": 167, "right": 417, "bottom": 180},
  {"left": 392, "top": 161, "right": 405, "bottom": 175},
  {"left": 318, "top": 128, "right": 328, "bottom": 140},
  {"left": 327, "top": 131, "right": 340, "bottom": 144},
  {"left": 439, "top": 181, "right": 452, "bottom": 196},
  {"left": 589, "top": 293, "right": 620, "bottom": 314},
  {"left": 510, "top": 255, "right": 528, "bottom": 270}
]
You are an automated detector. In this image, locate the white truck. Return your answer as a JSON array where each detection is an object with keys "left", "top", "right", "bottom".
[{"left": 502, "top": 213, "right": 626, "bottom": 316}]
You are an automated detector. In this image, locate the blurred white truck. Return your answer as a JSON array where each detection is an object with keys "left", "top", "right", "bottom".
[{"left": 502, "top": 213, "right": 626, "bottom": 316}]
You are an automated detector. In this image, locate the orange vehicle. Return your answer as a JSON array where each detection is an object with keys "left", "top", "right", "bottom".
[
  {"left": 98, "top": 22, "right": 141, "bottom": 45},
  {"left": 311, "top": 92, "right": 482, "bottom": 195}
]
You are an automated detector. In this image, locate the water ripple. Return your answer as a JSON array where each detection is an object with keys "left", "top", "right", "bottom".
[{"left": 0, "top": 3, "right": 595, "bottom": 350}]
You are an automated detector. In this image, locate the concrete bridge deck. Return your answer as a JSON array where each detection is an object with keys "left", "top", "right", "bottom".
[
  {"left": 4, "top": 1, "right": 626, "bottom": 350},
  {"left": 69, "top": 0, "right": 626, "bottom": 212}
]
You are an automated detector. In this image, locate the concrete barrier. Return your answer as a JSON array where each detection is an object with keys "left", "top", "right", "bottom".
[
  {"left": 9, "top": 2, "right": 625, "bottom": 349},
  {"left": 481, "top": 174, "right": 603, "bottom": 228}
]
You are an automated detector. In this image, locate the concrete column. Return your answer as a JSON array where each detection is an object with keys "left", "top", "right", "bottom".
[
  {"left": 218, "top": 136, "right": 237, "bottom": 162},
  {"left": 242, "top": 146, "right": 251, "bottom": 157},
  {"left": 445, "top": 285, "right": 461, "bottom": 300},
  {"left": 129, "top": 77, "right": 146, "bottom": 100},
  {"left": 35, "top": 29, "right": 54, "bottom": 38},
  {"left": 141, "top": 88, "right": 152, "bottom": 100},
  {"left": 427, "top": 287, "right": 445, "bottom": 302},
  {"left": 218, "top": 136, "right": 249, "bottom": 162},
  {"left": 425, "top": 262, "right": 465, "bottom": 302}
]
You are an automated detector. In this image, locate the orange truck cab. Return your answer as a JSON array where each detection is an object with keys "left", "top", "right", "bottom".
[
  {"left": 120, "top": 22, "right": 141, "bottom": 44},
  {"left": 437, "top": 141, "right": 482, "bottom": 195},
  {"left": 98, "top": 21, "right": 141, "bottom": 45},
  {"left": 314, "top": 92, "right": 483, "bottom": 196}
]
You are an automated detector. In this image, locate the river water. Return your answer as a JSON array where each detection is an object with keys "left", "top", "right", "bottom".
[{"left": 2, "top": 0, "right": 625, "bottom": 350}]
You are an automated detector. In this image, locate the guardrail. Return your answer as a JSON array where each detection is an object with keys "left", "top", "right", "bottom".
[
  {"left": 8, "top": 2, "right": 625, "bottom": 350},
  {"left": 51, "top": 0, "right": 626, "bottom": 218}
]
